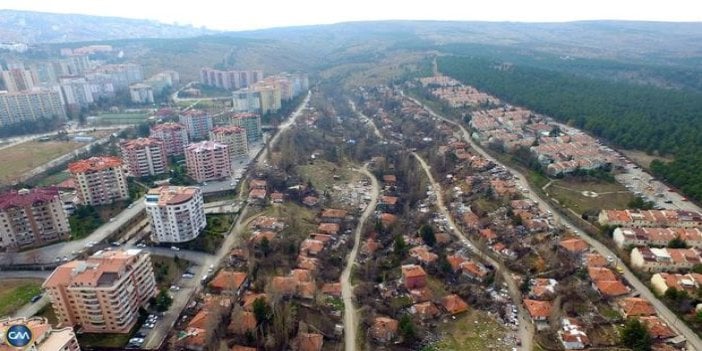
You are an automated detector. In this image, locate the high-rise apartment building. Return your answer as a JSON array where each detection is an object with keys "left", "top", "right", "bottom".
[
  {"left": 0, "top": 89, "right": 66, "bottom": 127},
  {"left": 120, "top": 138, "right": 168, "bottom": 178},
  {"left": 68, "top": 157, "right": 129, "bottom": 206},
  {"left": 59, "top": 77, "right": 94, "bottom": 108},
  {"left": 231, "top": 113, "right": 262, "bottom": 143},
  {"left": 0, "top": 187, "right": 71, "bottom": 251},
  {"left": 129, "top": 83, "right": 154, "bottom": 104},
  {"left": 0, "top": 317, "right": 81, "bottom": 351},
  {"left": 43, "top": 249, "right": 157, "bottom": 333},
  {"left": 209, "top": 126, "right": 248, "bottom": 161},
  {"left": 179, "top": 110, "right": 213, "bottom": 140},
  {"left": 145, "top": 186, "right": 206, "bottom": 243},
  {"left": 199, "top": 68, "right": 263, "bottom": 90},
  {"left": 232, "top": 89, "right": 261, "bottom": 113},
  {"left": 1, "top": 68, "right": 35, "bottom": 92},
  {"left": 150, "top": 122, "right": 189, "bottom": 156},
  {"left": 185, "top": 141, "right": 231, "bottom": 183}
]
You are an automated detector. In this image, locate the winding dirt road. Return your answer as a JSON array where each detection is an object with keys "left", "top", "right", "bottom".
[
  {"left": 412, "top": 152, "right": 534, "bottom": 351},
  {"left": 341, "top": 165, "right": 380, "bottom": 351}
]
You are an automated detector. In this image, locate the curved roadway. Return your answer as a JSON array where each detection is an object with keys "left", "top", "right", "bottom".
[
  {"left": 412, "top": 152, "right": 534, "bottom": 351},
  {"left": 341, "top": 165, "right": 379, "bottom": 351},
  {"left": 405, "top": 93, "right": 702, "bottom": 350}
]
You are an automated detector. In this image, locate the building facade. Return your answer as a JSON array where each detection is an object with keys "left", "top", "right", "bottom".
[
  {"left": 145, "top": 186, "right": 206, "bottom": 243},
  {"left": 1, "top": 68, "right": 35, "bottom": 92},
  {"left": 0, "top": 89, "right": 66, "bottom": 127},
  {"left": 179, "top": 111, "right": 213, "bottom": 140},
  {"left": 200, "top": 68, "right": 263, "bottom": 90},
  {"left": 43, "top": 249, "right": 157, "bottom": 333},
  {"left": 128, "top": 83, "right": 154, "bottom": 104},
  {"left": 120, "top": 138, "right": 168, "bottom": 178},
  {"left": 68, "top": 157, "right": 129, "bottom": 206},
  {"left": 209, "top": 126, "right": 248, "bottom": 161},
  {"left": 185, "top": 141, "right": 231, "bottom": 183},
  {"left": 0, "top": 187, "right": 71, "bottom": 251},
  {"left": 150, "top": 122, "right": 189, "bottom": 156},
  {"left": 0, "top": 317, "right": 80, "bottom": 351},
  {"left": 59, "top": 77, "right": 94, "bottom": 108},
  {"left": 231, "top": 113, "right": 262, "bottom": 143}
]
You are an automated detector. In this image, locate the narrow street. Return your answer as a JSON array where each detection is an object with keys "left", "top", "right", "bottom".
[
  {"left": 406, "top": 93, "right": 702, "bottom": 351},
  {"left": 348, "top": 99, "right": 382, "bottom": 139},
  {"left": 412, "top": 152, "right": 534, "bottom": 351},
  {"left": 340, "top": 165, "right": 379, "bottom": 351}
]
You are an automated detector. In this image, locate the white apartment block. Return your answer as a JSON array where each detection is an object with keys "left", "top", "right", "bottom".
[{"left": 145, "top": 186, "right": 206, "bottom": 243}]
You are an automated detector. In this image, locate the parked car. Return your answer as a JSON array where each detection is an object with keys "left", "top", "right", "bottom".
[
  {"left": 171, "top": 246, "right": 180, "bottom": 251},
  {"left": 30, "top": 294, "right": 43, "bottom": 303}
]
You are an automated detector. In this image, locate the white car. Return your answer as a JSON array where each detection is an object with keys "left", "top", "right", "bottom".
[{"left": 171, "top": 246, "right": 180, "bottom": 251}]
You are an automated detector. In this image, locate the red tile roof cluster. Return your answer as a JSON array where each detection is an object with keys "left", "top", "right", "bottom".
[
  {"left": 0, "top": 187, "right": 60, "bottom": 210},
  {"left": 441, "top": 294, "right": 469, "bottom": 315},
  {"left": 68, "top": 156, "right": 123, "bottom": 174}
]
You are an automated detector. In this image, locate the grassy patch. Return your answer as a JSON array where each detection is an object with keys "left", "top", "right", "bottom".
[
  {"left": 0, "top": 279, "right": 43, "bottom": 316},
  {"left": 152, "top": 255, "right": 189, "bottom": 289},
  {"left": 546, "top": 179, "right": 634, "bottom": 215},
  {"left": 432, "top": 309, "right": 510, "bottom": 350},
  {"left": 621, "top": 150, "right": 674, "bottom": 170},
  {"left": 0, "top": 141, "right": 86, "bottom": 183},
  {"left": 597, "top": 302, "right": 622, "bottom": 320},
  {"left": 77, "top": 332, "right": 133, "bottom": 348},
  {"left": 426, "top": 276, "right": 448, "bottom": 298},
  {"left": 88, "top": 112, "right": 150, "bottom": 126},
  {"left": 35, "top": 304, "right": 58, "bottom": 325},
  {"left": 35, "top": 170, "right": 71, "bottom": 187},
  {"left": 177, "top": 214, "right": 234, "bottom": 254},
  {"left": 260, "top": 202, "right": 318, "bottom": 240},
  {"left": 297, "top": 159, "right": 358, "bottom": 192}
]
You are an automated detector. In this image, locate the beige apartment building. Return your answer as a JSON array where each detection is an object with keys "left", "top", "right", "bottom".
[
  {"left": 42, "top": 249, "right": 157, "bottom": 333},
  {"left": 68, "top": 156, "right": 129, "bottom": 206},
  {"left": 185, "top": 141, "right": 231, "bottom": 183},
  {"left": 0, "top": 317, "right": 80, "bottom": 351},
  {"left": 120, "top": 138, "right": 168, "bottom": 177},
  {"left": 0, "top": 187, "right": 71, "bottom": 251},
  {"left": 209, "top": 126, "right": 248, "bottom": 161},
  {"left": 145, "top": 186, "right": 206, "bottom": 243}
]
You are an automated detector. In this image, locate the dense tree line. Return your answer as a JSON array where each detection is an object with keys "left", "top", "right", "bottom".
[
  {"left": 0, "top": 116, "right": 62, "bottom": 138},
  {"left": 438, "top": 56, "right": 702, "bottom": 202}
]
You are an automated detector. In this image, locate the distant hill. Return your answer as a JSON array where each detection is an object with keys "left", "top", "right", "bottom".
[{"left": 0, "top": 10, "right": 218, "bottom": 43}]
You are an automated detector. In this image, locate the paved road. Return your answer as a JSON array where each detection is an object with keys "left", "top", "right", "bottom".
[
  {"left": 341, "top": 165, "right": 379, "bottom": 351},
  {"left": 1, "top": 199, "right": 146, "bottom": 266},
  {"left": 260, "top": 90, "right": 311, "bottom": 165},
  {"left": 406, "top": 93, "right": 702, "bottom": 351},
  {"left": 412, "top": 152, "right": 533, "bottom": 351},
  {"left": 14, "top": 296, "right": 50, "bottom": 319},
  {"left": 142, "top": 89, "right": 312, "bottom": 349}
]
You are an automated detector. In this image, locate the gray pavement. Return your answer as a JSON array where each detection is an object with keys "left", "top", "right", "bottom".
[{"left": 1, "top": 199, "right": 145, "bottom": 266}]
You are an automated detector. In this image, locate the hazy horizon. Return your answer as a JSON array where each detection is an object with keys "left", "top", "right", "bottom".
[{"left": 2, "top": 0, "right": 701, "bottom": 31}]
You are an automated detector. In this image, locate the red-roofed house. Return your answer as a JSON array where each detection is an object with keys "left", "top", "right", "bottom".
[
  {"left": 370, "top": 317, "right": 398, "bottom": 343},
  {"left": 524, "top": 299, "right": 553, "bottom": 330},
  {"left": 209, "top": 271, "right": 247, "bottom": 295},
  {"left": 559, "top": 238, "right": 589, "bottom": 255},
  {"left": 318, "top": 223, "right": 340, "bottom": 235},
  {"left": 441, "top": 294, "right": 469, "bottom": 315},
  {"left": 593, "top": 280, "right": 630, "bottom": 298},
  {"left": 401, "top": 264, "right": 427, "bottom": 290},
  {"left": 618, "top": 297, "right": 656, "bottom": 318},
  {"left": 295, "top": 333, "right": 323, "bottom": 351},
  {"left": 227, "top": 311, "right": 256, "bottom": 336},
  {"left": 411, "top": 302, "right": 440, "bottom": 321}
]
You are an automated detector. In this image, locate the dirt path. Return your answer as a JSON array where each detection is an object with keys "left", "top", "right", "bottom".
[
  {"left": 412, "top": 152, "right": 534, "bottom": 351},
  {"left": 341, "top": 165, "right": 379, "bottom": 351}
]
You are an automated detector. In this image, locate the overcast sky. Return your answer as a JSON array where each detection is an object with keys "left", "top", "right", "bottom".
[{"left": 2, "top": 0, "right": 700, "bottom": 31}]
